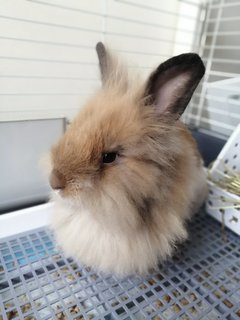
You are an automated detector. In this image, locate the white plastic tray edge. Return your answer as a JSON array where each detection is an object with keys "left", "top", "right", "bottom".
[{"left": 0, "top": 202, "right": 53, "bottom": 239}]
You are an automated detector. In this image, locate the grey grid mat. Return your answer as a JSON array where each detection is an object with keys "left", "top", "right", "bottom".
[{"left": 0, "top": 209, "right": 240, "bottom": 320}]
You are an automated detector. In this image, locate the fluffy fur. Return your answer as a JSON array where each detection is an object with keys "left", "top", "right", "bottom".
[{"left": 50, "top": 43, "right": 207, "bottom": 275}]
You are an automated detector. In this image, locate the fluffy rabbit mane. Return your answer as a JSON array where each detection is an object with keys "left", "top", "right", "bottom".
[{"left": 50, "top": 43, "right": 207, "bottom": 275}]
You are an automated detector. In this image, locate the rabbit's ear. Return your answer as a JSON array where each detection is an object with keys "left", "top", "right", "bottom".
[
  {"left": 96, "top": 42, "right": 128, "bottom": 90},
  {"left": 96, "top": 42, "right": 112, "bottom": 84},
  {"left": 144, "top": 53, "right": 205, "bottom": 118}
]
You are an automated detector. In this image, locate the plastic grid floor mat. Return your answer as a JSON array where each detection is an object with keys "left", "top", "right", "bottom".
[{"left": 0, "top": 210, "right": 240, "bottom": 320}]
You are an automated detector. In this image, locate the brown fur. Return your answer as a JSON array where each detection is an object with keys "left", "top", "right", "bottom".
[{"left": 50, "top": 45, "right": 207, "bottom": 275}]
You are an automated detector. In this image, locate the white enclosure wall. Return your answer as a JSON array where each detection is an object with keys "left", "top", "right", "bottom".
[
  {"left": 185, "top": 0, "right": 240, "bottom": 137},
  {"left": 0, "top": 0, "right": 200, "bottom": 122}
]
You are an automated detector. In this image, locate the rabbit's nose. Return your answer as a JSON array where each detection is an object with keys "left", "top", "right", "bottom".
[{"left": 49, "top": 169, "right": 66, "bottom": 190}]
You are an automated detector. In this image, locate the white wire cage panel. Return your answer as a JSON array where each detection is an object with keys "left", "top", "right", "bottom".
[
  {"left": 0, "top": 0, "right": 202, "bottom": 122},
  {"left": 184, "top": 0, "right": 240, "bottom": 137}
]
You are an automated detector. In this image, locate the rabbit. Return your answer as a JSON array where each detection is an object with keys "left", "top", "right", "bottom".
[{"left": 49, "top": 42, "right": 207, "bottom": 276}]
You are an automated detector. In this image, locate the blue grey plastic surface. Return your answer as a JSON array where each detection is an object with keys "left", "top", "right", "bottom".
[
  {"left": 191, "top": 129, "right": 226, "bottom": 167},
  {"left": 190, "top": 129, "right": 226, "bottom": 167},
  {"left": 0, "top": 210, "right": 240, "bottom": 320}
]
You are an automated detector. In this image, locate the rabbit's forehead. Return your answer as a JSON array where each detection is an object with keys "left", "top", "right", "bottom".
[
  {"left": 73, "top": 98, "right": 143, "bottom": 149},
  {"left": 52, "top": 93, "right": 146, "bottom": 171}
]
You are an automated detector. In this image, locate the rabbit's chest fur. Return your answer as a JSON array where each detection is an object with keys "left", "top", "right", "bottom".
[
  {"left": 51, "top": 200, "right": 184, "bottom": 275},
  {"left": 51, "top": 161, "right": 206, "bottom": 276}
]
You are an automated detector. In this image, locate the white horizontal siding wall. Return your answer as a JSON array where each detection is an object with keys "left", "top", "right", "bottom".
[{"left": 0, "top": 0, "right": 200, "bottom": 122}]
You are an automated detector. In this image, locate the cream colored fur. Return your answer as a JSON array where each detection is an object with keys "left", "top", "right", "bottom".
[{"left": 50, "top": 45, "right": 207, "bottom": 276}]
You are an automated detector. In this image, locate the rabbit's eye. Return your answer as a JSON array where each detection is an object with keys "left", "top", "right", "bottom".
[{"left": 102, "top": 152, "right": 117, "bottom": 164}]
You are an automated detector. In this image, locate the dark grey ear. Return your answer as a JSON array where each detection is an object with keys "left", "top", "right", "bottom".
[
  {"left": 144, "top": 53, "right": 205, "bottom": 118},
  {"left": 96, "top": 42, "right": 108, "bottom": 83},
  {"left": 96, "top": 42, "right": 128, "bottom": 90},
  {"left": 96, "top": 42, "right": 115, "bottom": 84}
]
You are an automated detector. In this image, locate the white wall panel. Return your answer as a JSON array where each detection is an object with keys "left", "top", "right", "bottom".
[{"left": 0, "top": 0, "right": 200, "bottom": 121}]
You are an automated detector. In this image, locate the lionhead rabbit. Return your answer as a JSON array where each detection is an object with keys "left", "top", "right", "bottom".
[{"left": 49, "top": 42, "right": 207, "bottom": 275}]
